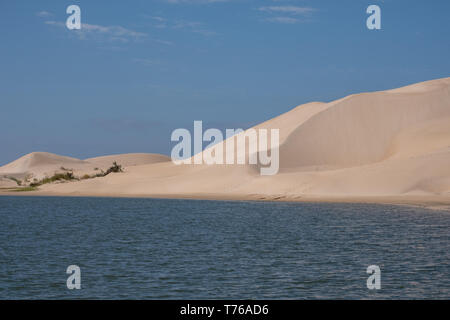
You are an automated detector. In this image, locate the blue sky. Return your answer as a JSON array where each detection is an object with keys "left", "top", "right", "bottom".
[{"left": 1, "top": 0, "right": 449, "bottom": 165}]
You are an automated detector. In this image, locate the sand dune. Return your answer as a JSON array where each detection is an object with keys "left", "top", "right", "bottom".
[
  {"left": 0, "top": 152, "right": 170, "bottom": 186},
  {"left": 2, "top": 77, "right": 450, "bottom": 204}
]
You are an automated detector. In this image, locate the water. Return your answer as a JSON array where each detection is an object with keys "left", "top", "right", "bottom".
[{"left": 0, "top": 196, "right": 448, "bottom": 299}]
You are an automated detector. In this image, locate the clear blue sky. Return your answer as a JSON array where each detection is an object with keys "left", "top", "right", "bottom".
[{"left": 1, "top": 0, "right": 449, "bottom": 165}]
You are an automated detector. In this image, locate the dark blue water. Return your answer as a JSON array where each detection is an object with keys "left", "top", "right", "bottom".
[{"left": 0, "top": 196, "right": 448, "bottom": 299}]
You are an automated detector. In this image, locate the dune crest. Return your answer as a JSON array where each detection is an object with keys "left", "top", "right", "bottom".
[{"left": 279, "top": 77, "right": 450, "bottom": 170}]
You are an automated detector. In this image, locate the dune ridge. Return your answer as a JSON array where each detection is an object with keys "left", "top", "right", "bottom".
[{"left": 2, "top": 77, "right": 450, "bottom": 205}]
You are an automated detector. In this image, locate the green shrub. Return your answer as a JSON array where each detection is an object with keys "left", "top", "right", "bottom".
[
  {"left": 12, "top": 186, "right": 38, "bottom": 192},
  {"left": 103, "top": 162, "right": 123, "bottom": 176},
  {"left": 30, "top": 171, "right": 76, "bottom": 187}
]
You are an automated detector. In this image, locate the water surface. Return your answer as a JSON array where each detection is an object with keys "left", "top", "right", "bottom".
[{"left": 0, "top": 196, "right": 448, "bottom": 299}]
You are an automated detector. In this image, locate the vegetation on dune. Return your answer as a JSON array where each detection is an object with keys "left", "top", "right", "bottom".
[
  {"left": 7, "top": 176, "right": 22, "bottom": 186},
  {"left": 104, "top": 161, "right": 123, "bottom": 176},
  {"left": 78, "top": 162, "right": 124, "bottom": 180},
  {"left": 11, "top": 186, "right": 38, "bottom": 192},
  {"left": 95, "top": 171, "right": 105, "bottom": 178},
  {"left": 8, "top": 162, "right": 124, "bottom": 188},
  {"left": 0, "top": 185, "right": 38, "bottom": 192},
  {"left": 30, "top": 172, "right": 75, "bottom": 187}
]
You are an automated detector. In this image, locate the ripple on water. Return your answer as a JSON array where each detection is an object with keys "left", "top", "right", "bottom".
[{"left": 0, "top": 196, "right": 448, "bottom": 299}]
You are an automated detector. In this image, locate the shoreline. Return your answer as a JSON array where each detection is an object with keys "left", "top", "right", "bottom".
[{"left": 2, "top": 190, "right": 449, "bottom": 212}]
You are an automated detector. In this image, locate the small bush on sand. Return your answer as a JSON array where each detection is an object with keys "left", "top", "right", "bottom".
[
  {"left": 103, "top": 162, "right": 123, "bottom": 176},
  {"left": 91, "top": 162, "right": 123, "bottom": 178}
]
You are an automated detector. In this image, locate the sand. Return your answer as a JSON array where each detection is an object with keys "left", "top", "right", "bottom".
[{"left": 1, "top": 77, "right": 450, "bottom": 207}]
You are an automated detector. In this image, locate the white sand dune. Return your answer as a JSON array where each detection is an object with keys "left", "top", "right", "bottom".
[
  {"left": 3, "top": 77, "right": 450, "bottom": 204},
  {"left": 0, "top": 152, "right": 170, "bottom": 186}
]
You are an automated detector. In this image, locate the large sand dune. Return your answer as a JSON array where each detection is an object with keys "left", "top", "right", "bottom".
[{"left": 2, "top": 77, "right": 450, "bottom": 204}]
